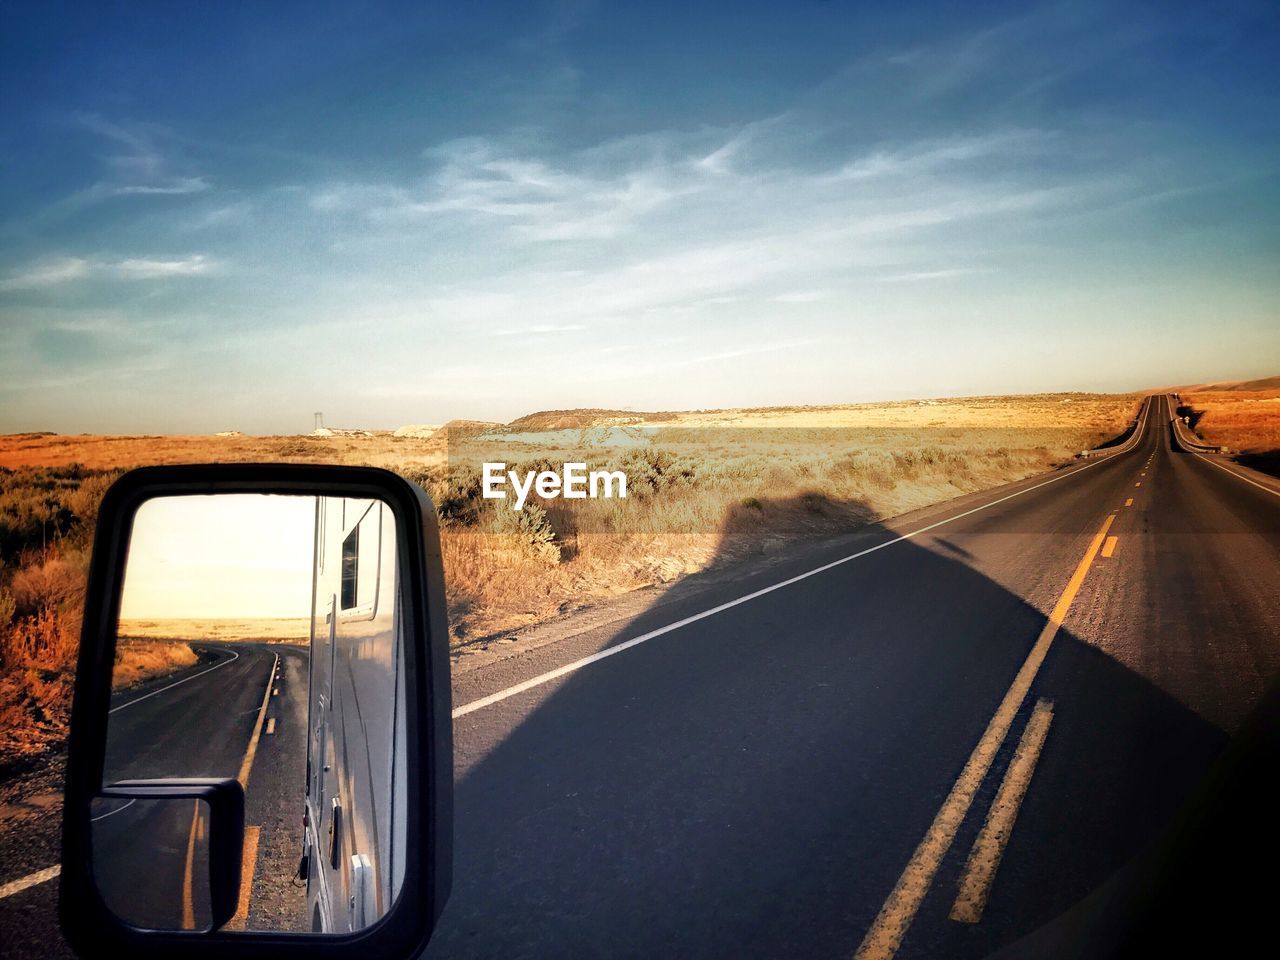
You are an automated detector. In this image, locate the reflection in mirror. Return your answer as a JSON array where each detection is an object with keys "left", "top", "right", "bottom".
[
  {"left": 92, "top": 796, "right": 214, "bottom": 931},
  {"left": 97, "top": 494, "right": 405, "bottom": 935}
]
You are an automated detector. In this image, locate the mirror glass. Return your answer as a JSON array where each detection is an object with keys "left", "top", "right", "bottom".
[
  {"left": 96, "top": 493, "right": 406, "bottom": 934},
  {"left": 91, "top": 795, "right": 215, "bottom": 931}
]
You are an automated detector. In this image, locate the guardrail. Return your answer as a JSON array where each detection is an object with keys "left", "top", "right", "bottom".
[
  {"left": 1165, "top": 394, "right": 1224, "bottom": 454},
  {"left": 1077, "top": 397, "right": 1150, "bottom": 459}
]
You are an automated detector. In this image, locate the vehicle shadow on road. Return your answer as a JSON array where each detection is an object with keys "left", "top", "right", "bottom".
[{"left": 427, "top": 495, "right": 1236, "bottom": 960}]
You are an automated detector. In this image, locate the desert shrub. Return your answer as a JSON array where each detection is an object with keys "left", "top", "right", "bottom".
[
  {"left": 113, "top": 639, "right": 199, "bottom": 689},
  {"left": 801, "top": 492, "right": 829, "bottom": 515},
  {"left": 397, "top": 465, "right": 436, "bottom": 489},
  {"left": 433, "top": 467, "right": 485, "bottom": 526},
  {"left": 0, "top": 467, "right": 81, "bottom": 560},
  {"left": 840, "top": 451, "right": 896, "bottom": 489},
  {"left": 397, "top": 464, "right": 492, "bottom": 527},
  {"left": 0, "top": 606, "right": 76, "bottom": 673},
  {"left": 61, "top": 470, "right": 122, "bottom": 545},
  {"left": 273, "top": 437, "right": 339, "bottom": 457},
  {"left": 8, "top": 554, "right": 86, "bottom": 618},
  {"left": 612, "top": 448, "right": 696, "bottom": 498},
  {"left": 0, "top": 668, "right": 74, "bottom": 768},
  {"left": 493, "top": 502, "right": 560, "bottom": 564},
  {"left": 0, "top": 465, "right": 119, "bottom": 562}
]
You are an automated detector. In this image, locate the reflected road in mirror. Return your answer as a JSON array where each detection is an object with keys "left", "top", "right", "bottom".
[{"left": 93, "top": 493, "right": 406, "bottom": 935}]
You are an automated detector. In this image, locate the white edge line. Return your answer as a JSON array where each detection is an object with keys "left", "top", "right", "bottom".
[
  {"left": 1079, "top": 398, "right": 1149, "bottom": 458},
  {"left": 4, "top": 650, "right": 254, "bottom": 901},
  {"left": 1165, "top": 395, "right": 1279, "bottom": 499},
  {"left": 1192, "top": 454, "right": 1280, "bottom": 498},
  {"left": 109, "top": 647, "right": 240, "bottom": 714},
  {"left": 1192, "top": 451, "right": 1280, "bottom": 499},
  {"left": 89, "top": 797, "right": 136, "bottom": 822},
  {"left": 452, "top": 398, "right": 1154, "bottom": 719},
  {"left": 0, "top": 865, "right": 61, "bottom": 900}
]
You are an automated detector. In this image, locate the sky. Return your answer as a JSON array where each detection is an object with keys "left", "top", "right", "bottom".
[
  {"left": 1, "top": 0, "right": 1278, "bottom": 433},
  {"left": 120, "top": 494, "right": 315, "bottom": 619}
]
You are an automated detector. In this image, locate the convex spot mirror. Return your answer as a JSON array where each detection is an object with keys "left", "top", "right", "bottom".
[{"left": 60, "top": 466, "right": 451, "bottom": 959}]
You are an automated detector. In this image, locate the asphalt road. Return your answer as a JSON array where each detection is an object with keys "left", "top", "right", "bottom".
[
  {"left": 3, "top": 394, "right": 1278, "bottom": 958},
  {"left": 426, "top": 395, "right": 1280, "bottom": 959},
  {"left": 91, "top": 641, "right": 309, "bottom": 932}
]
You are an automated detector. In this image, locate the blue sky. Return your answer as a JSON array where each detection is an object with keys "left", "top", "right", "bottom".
[{"left": 1, "top": 0, "right": 1278, "bottom": 432}]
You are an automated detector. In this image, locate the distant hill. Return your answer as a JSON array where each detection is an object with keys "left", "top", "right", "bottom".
[
  {"left": 506, "top": 408, "right": 678, "bottom": 430},
  {"left": 429, "top": 419, "right": 503, "bottom": 441},
  {"left": 1175, "top": 375, "right": 1280, "bottom": 393}
]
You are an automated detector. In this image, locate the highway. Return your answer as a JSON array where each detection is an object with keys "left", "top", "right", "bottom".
[
  {"left": 2, "top": 395, "right": 1278, "bottom": 957},
  {"left": 92, "top": 642, "right": 307, "bottom": 932},
  {"left": 425, "top": 395, "right": 1280, "bottom": 958}
]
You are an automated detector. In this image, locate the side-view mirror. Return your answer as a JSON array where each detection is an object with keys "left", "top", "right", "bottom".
[{"left": 59, "top": 465, "right": 452, "bottom": 959}]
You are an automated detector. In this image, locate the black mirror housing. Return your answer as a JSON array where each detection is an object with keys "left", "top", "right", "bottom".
[{"left": 59, "top": 464, "right": 452, "bottom": 959}]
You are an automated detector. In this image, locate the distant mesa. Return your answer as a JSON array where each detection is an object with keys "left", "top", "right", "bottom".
[
  {"left": 215, "top": 430, "right": 242, "bottom": 437},
  {"left": 392, "top": 423, "right": 444, "bottom": 439},
  {"left": 429, "top": 419, "right": 503, "bottom": 441},
  {"left": 310, "top": 426, "right": 374, "bottom": 438},
  {"left": 506, "top": 408, "right": 675, "bottom": 430}
]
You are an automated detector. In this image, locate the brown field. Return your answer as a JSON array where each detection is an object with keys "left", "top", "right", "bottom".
[
  {"left": 0, "top": 392, "right": 1139, "bottom": 771},
  {"left": 117, "top": 618, "right": 311, "bottom": 644},
  {"left": 1179, "top": 387, "right": 1280, "bottom": 476},
  {"left": 112, "top": 638, "right": 199, "bottom": 690}
]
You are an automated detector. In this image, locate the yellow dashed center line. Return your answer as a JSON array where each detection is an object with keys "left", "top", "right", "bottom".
[
  {"left": 1124, "top": 498, "right": 1133, "bottom": 507},
  {"left": 224, "top": 652, "right": 279, "bottom": 930},
  {"left": 1102, "top": 535, "right": 1118, "bottom": 558},
  {"left": 238, "top": 653, "right": 279, "bottom": 789},
  {"left": 853, "top": 514, "right": 1116, "bottom": 960}
]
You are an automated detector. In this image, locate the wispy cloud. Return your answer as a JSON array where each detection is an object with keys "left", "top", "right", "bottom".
[
  {"left": 495, "top": 324, "right": 587, "bottom": 336},
  {"left": 773, "top": 290, "right": 829, "bottom": 303},
  {"left": 877, "top": 268, "right": 982, "bottom": 282},
  {"left": 313, "top": 135, "right": 702, "bottom": 241},
  {"left": 110, "top": 255, "right": 216, "bottom": 278},
  {"left": 75, "top": 113, "right": 165, "bottom": 179},
  {"left": 115, "top": 176, "right": 211, "bottom": 196},
  {"left": 668, "top": 337, "right": 826, "bottom": 369},
  {"left": 184, "top": 202, "right": 252, "bottom": 230},
  {"left": 0, "top": 258, "right": 91, "bottom": 291},
  {"left": 828, "top": 129, "right": 1054, "bottom": 182},
  {"left": 0, "top": 254, "right": 218, "bottom": 289}
]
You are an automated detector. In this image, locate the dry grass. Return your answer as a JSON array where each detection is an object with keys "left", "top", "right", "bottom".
[
  {"left": 1181, "top": 389, "right": 1280, "bottom": 475},
  {"left": 426, "top": 392, "right": 1139, "bottom": 639},
  {"left": 112, "top": 639, "right": 199, "bottom": 690},
  {"left": 118, "top": 618, "right": 311, "bottom": 644},
  {"left": 0, "top": 431, "right": 446, "bottom": 473},
  {"left": 0, "top": 391, "right": 1138, "bottom": 766},
  {"left": 0, "top": 606, "right": 78, "bottom": 767}
]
